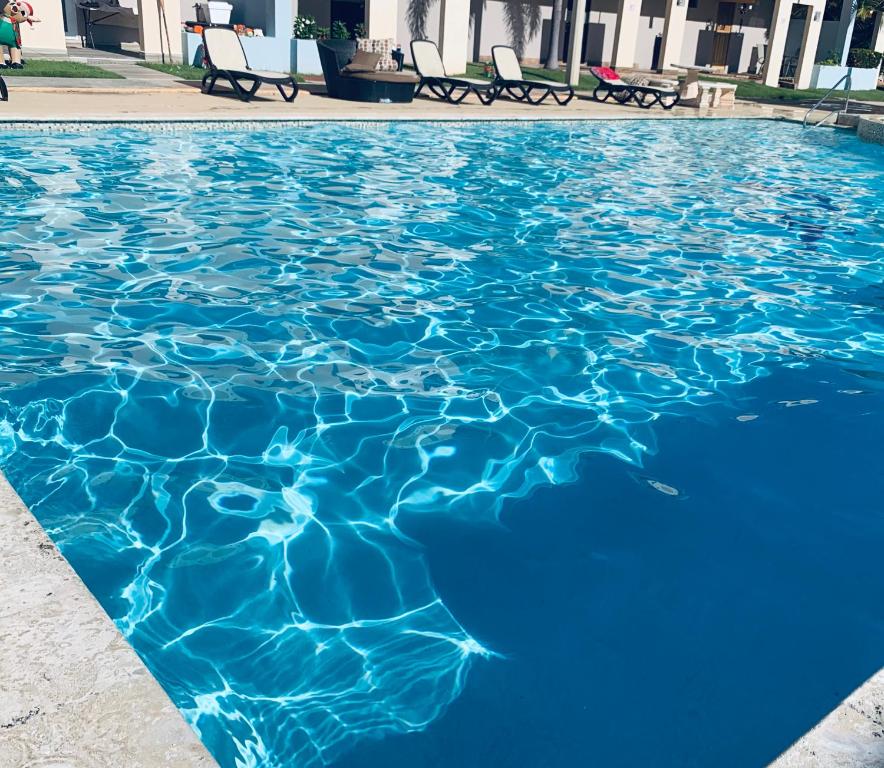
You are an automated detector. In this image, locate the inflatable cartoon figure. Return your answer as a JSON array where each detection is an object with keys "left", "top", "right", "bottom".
[{"left": 1, "top": 1, "right": 39, "bottom": 70}]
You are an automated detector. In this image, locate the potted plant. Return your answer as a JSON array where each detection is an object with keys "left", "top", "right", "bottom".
[
  {"left": 320, "top": 20, "right": 357, "bottom": 60},
  {"left": 810, "top": 47, "right": 883, "bottom": 90},
  {"left": 291, "top": 14, "right": 323, "bottom": 76}
]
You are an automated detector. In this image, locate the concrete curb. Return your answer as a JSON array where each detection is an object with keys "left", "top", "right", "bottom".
[
  {"left": 0, "top": 473, "right": 217, "bottom": 768},
  {"left": 769, "top": 669, "right": 884, "bottom": 767}
]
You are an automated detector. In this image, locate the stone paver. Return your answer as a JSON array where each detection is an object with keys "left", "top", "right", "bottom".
[
  {"left": 0, "top": 474, "right": 216, "bottom": 768},
  {"left": 770, "top": 669, "right": 884, "bottom": 767}
]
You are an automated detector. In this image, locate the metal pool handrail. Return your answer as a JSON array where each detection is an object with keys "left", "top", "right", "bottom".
[{"left": 803, "top": 71, "right": 852, "bottom": 128}]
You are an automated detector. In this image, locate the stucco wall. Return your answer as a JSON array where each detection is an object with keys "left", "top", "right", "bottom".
[
  {"left": 19, "top": 0, "right": 67, "bottom": 52},
  {"left": 393, "top": 0, "right": 769, "bottom": 71}
]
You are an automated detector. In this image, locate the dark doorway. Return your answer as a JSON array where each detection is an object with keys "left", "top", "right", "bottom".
[
  {"left": 561, "top": 0, "right": 590, "bottom": 64},
  {"left": 711, "top": 1, "right": 737, "bottom": 67},
  {"left": 331, "top": 0, "right": 365, "bottom": 36}
]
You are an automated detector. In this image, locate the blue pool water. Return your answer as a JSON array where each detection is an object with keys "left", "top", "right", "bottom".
[{"left": 1, "top": 121, "right": 882, "bottom": 768}]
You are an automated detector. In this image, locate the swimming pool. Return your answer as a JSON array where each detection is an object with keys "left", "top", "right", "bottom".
[{"left": 1, "top": 120, "right": 882, "bottom": 768}]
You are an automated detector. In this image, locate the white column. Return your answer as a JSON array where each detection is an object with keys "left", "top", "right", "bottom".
[
  {"left": 834, "top": 0, "right": 855, "bottom": 66},
  {"left": 872, "top": 12, "right": 884, "bottom": 53},
  {"left": 762, "top": 0, "right": 793, "bottom": 87},
  {"left": 658, "top": 0, "right": 689, "bottom": 71},
  {"left": 138, "top": 0, "right": 182, "bottom": 62},
  {"left": 439, "top": 0, "right": 470, "bottom": 75},
  {"left": 566, "top": 0, "right": 587, "bottom": 86},
  {"left": 365, "top": 0, "right": 397, "bottom": 39},
  {"left": 611, "top": 0, "right": 641, "bottom": 69},
  {"left": 19, "top": 0, "right": 67, "bottom": 53},
  {"left": 794, "top": 0, "right": 824, "bottom": 89}
]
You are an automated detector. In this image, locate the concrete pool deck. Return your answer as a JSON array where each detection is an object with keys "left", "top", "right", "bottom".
[
  {"left": 0, "top": 81, "right": 808, "bottom": 124},
  {"left": 4, "top": 83, "right": 882, "bottom": 143},
  {"left": 771, "top": 669, "right": 884, "bottom": 767},
  {"left": 0, "top": 473, "right": 215, "bottom": 767}
]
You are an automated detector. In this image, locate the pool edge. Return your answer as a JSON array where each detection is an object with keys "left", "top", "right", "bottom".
[
  {"left": 0, "top": 114, "right": 800, "bottom": 132},
  {"left": 0, "top": 471, "right": 218, "bottom": 768},
  {"left": 769, "top": 668, "right": 884, "bottom": 767}
]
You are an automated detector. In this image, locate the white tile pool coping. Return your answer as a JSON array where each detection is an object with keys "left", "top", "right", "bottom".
[{"left": 0, "top": 472, "right": 215, "bottom": 767}]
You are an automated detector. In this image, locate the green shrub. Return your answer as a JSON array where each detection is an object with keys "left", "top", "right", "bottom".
[
  {"left": 331, "top": 20, "right": 349, "bottom": 39},
  {"left": 293, "top": 15, "right": 318, "bottom": 39},
  {"left": 817, "top": 50, "right": 840, "bottom": 65},
  {"left": 354, "top": 22, "right": 367, "bottom": 39},
  {"left": 315, "top": 26, "right": 330, "bottom": 39},
  {"left": 846, "top": 48, "right": 883, "bottom": 68}
]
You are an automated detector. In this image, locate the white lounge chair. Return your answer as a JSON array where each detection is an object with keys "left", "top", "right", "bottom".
[
  {"left": 491, "top": 45, "right": 574, "bottom": 105},
  {"left": 201, "top": 27, "right": 298, "bottom": 103},
  {"left": 411, "top": 39, "right": 499, "bottom": 105}
]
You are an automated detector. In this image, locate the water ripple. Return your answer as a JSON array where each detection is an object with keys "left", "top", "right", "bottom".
[{"left": 0, "top": 121, "right": 882, "bottom": 767}]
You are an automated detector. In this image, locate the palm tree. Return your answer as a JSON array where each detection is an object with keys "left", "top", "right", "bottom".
[
  {"left": 407, "top": 0, "right": 435, "bottom": 41},
  {"left": 838, "top": 0, "right": 884, "bottom": 65},
  {"left": 503, "top": 0, "right": 542, "bottom": 59},
  {"left": 545, "top": 0, "right": 565, "bottom": 69}
]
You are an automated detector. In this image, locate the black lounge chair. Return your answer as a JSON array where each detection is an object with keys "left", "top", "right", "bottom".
[
  {"left": 0, "top": 75, "right": 7, "bottom": 102},
  {"left": 201, "top": 27, "right": 298, "bottom": 103},
  {"left": 491, "top": 45, "right": 574, "bottom": 106},
  {"left": 411, "top": 39, "right": 498, "bottom": 105},
  {"left": 590, "top": 66, "right": 680, "bottom": 110},
  {"left": 318, "top": 40, "right": 418, "bottom": 103}
]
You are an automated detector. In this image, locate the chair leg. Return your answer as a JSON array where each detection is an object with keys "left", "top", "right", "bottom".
[
  {"left": 244, "top": 78, "right": 262, "bottom": 101},
  {"left": 636, "top": 92, "right": 653, "bottom": 109},
  {"left": 277, "top": 79, "right": 299, "bottom": 102},
  {"left": 447, "top": 85, "right": 470, "bottom": 105},
  {"left": 525, "top": 86, "right": 551, "bottom": 105},
  {"left": 201, "top": 72, "right": 215, "bottom": 95},
  {"left": 0, "top": 77, "right": 7, "bottom": 102},
  {"left": 476, "top": 87, "right": 497, "bottom": 106},
  {"left": 552, "top": 88, "right": 574, "bottom": 106}
]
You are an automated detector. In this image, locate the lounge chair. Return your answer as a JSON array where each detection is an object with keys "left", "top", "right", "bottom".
[
  {"left": 411, "top": 39, "right": 498, "bottom": 105},
  {"left": 491, "top": 46, "right": 574, "bottom": 105},
  {"left": 317, "top": 40, "right": 418, "bottom": 103},
  {"left": 590, "top": 67, "right": 680, "bottom": 110},
  {"left": 201, "top": 27, "right": 298, "bottom": 103},
  {"left": 0, "top": 75, "right": 7, "bottom": 102}
]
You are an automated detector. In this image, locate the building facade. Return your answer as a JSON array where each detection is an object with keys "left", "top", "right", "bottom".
[{"left": 17, "top": 0, "right": 881, "bottom": 87}]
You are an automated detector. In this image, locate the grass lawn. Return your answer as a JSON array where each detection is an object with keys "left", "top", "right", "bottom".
[
  {"left": 138, "top": 62, "right": 306, "bottom": 82},
  {"left": 2, "top": 60, "right": 122, "bottom": 78},
  {"left": 465, "top": 62, "right": 599, "bottom": 91},
  {"left": 699, "top": 74, "right": 884, "bottom": 103}
]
